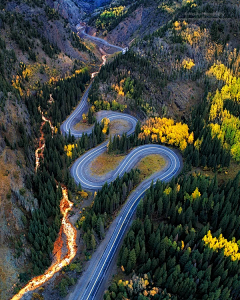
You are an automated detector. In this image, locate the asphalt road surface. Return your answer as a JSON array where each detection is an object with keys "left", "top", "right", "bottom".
[
  {"left": 60, "top": 84, "right": 92, "bottom": 137},
  {"left": 62, "top": 32, "right": 182, "bottom": 300},
  {"left": 80, "top": 28, "right": 123, "bottom": 52},
  {"left": 68, "top": 146, "right": 180, "bottom": 300},
  {"left": 63, "top": 90, "right": 182, "bottom": 300}
]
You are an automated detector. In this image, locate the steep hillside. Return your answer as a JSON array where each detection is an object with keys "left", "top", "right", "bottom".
[
  {"left": 0, "top": 1, "right": 100, "bottom": 299},
  {"left": 91, "top": 0, "right": 240, "bottom": 47},
  {"left": 50, "top": 0, "right": 112, "bottom": 25},
  {"left": 96, "top": 2, "right": 240, "bottom": 299},
  {"left": 0, "top": 93, "right": 37, "bottom": 300},
  {"left": 88, "top": 0, "right": 169, "bottom": 46},
  {"left": 88, "top": 0, "right": 240, "bottom": 121}
]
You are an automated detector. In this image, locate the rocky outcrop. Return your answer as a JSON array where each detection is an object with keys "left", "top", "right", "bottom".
[
  {"left": 106, "top": 5, "right": 169, "bottom": 47},
  {"left": 74, "top": 0, "right": 111, "bottom": 10},
  {"left": 53, "top": 0, "right": 86, "bottom": 24},
  {"left": 49, "top": 0, "right": 111, "bottom": 25},
  {"left": 12, "top": 190, "right": 38, "bottom": 213}
]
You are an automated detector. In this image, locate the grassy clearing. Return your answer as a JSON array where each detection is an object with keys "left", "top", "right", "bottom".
[
  {"left": 90, "top": 152, "right": 126, "bottom": 176},
  {"left": 135, "top": 154, "right": 166, "bottom": 181},
  {"left": 193, "top": 160, "right": 240, "bottom": 184},
  {"left": 73, "top": 121, "right": 93, "bottom": 131},
  {"left": 90, "top": 152, "right": 166, "bottom": 178}
]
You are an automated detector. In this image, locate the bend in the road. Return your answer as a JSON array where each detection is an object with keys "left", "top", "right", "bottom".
[
  {"left": 63, "top": 29, "right": 182, "bottom": 300},
  {"left": 68, "top": 143, "right": 181, "bottom": 300},
  {"left": 79, "top": 28, "right": 123, "bottom": 53}
]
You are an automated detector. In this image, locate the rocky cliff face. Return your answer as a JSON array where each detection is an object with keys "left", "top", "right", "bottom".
[
  {"left": 49, "top": 0, "right": 111, "bottom": 25},
  {"left": 74, "top": 0, "right": 111, "bottom": 10},
  {"left": 46, "top": 0, "right": 87, "bottom": 24}
]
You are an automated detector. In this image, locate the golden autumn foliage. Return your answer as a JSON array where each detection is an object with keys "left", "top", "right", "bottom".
[
  {"left": 12, "top": 62, "right": 60, "bottom": 96},
  {"left": 139, "top": 117, "right": 194, "bottom": 150},
  {"left": 192, "top": 187, "right": 201, "bottom": 199},
  {"left": 144, "top": 279, "right": 149, "bottom": 286},
  {"left": 207, "top": 66, "right": 240, "bottom": 160},
  {"left": 93, "top": 99, "right": 126, "bottom": 112},
  {"left": 180, "top": 23, "right": 207, "bottom": 47},
  {"left": 208, "top": 67, "right": 240, "bottom": 121},
  {"left": 176, "top": 184, "right": 181, "bottom": 192},
  {"left": 207, "top": 63, "right": 235, "bottom": 85},
  {"left": 64, "top": 143, "right": 77, "bottom": 158},
  {"left": 78, "top": 216, "right": 86, "bottom": 227},
  {"left": 182, "top": 0, "right": 197, "bottom": 7},
  {"left": 78, "top": 191, "right": 88, "bottom": 198},
  {"left": 143, "top": 290, "right": 148, "bottom": 296},
  {"left": 117, "top": 274, "right": 160, "bottom": 298},
  {"left": 101, "top": 118, "right": 110, "bottom": 134},
  {"left": 194, "top": 138, "right": 203, "bottom": 150},
  {"left": 112, "top": 79, "right": 125, "bottom": 96},
  {"left": 160, "top": 1, "right": 196, "bottom": 14},
  {"left": 231, "top": 142, "right": 240, "bottom": 162},
  {"left": 149, "top": 287, "right": 158, "bottom": 296},
  {"left": 164, "top": 187, "right": 172, "bottom": 195},
  {"left": 48, "top": 76, "right": 60, "bottom": 85},
  {"left": 174, "top": 21, "right": 181, "bottom": 30},
  {"left": 12, "top": 75, "right": 23, "bottom": 96},
  {"left": 203, "top": 231, "right": 240, "bottom": 261},
  {"left": 64, "top": 67, "right": 88, "bottom": 81},
  {"left": 181, "top": 241, "right": 184, "bottom": 250},
  {"left": 160, "top": 3, "right": 178, "bottom": 14},
  {"left": 182, "top": 58, "right": 195, "bottom": 70},
  {"left": 184, "top": 187, "right": 201, "bottom": 203},
  {"left": 96, "top": 6, "right": 126, "bottom": 30},
  {"left": 188, "top": 132, "right": 194, "bottom": 144}
]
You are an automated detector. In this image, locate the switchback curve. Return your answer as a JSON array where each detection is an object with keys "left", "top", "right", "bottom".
[
  {"left": 62, "top": 34, "right": 182, "bottom": 300},
  {"left": 63, "top": 80, "right": 182, "bottom": 300}
]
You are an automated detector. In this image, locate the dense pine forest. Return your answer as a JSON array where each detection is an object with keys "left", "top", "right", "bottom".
[
  {"left": 77, "top": 168, "right": 141, "bottom": 250},
  {"left": 26, "top": 68, "right": 91, "bottom": 128},
  {"left": 27, "top": 119, "right": 108, "bottom": 275},
  {"left": 24, "top": 65, "right": 111, "bottom": 273},
  {"left": 86, "top": 0, "right": 240, "bottom": 299},
  {"left": 1, "top": 0, "right": 240, "bottom": 299},
  {"left": 105, "top": 173, "right": 240, "bottom": 300},
  {"left": 0, "top": 0, "right": 106, "bottom": 295}
]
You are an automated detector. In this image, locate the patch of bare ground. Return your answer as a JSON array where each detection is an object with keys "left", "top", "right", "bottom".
[
  {"left": 90, "top": 152, "right": 126, "bottom": 176},
  {"left": 166, "top": 81, "right": 204, "bottom": 119},
  {"left": 109, "top": 119, "right": 132, "bottom": 136}
]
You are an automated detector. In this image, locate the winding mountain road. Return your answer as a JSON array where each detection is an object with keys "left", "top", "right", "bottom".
[
  {"left": 69, "top": 145, "right": 180, "bottom": 300},
  {"left": 61, "top": 84, "right": 92, "bottom": 137},
  {"left": 79, "top": 27, "right": 124, "bottom": 53},
  {"left": 64, "top": 83, "right": 182, "bottom": 300},
  {"left": 62, "top": 32, "right": 182, "bottom": 300}
]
